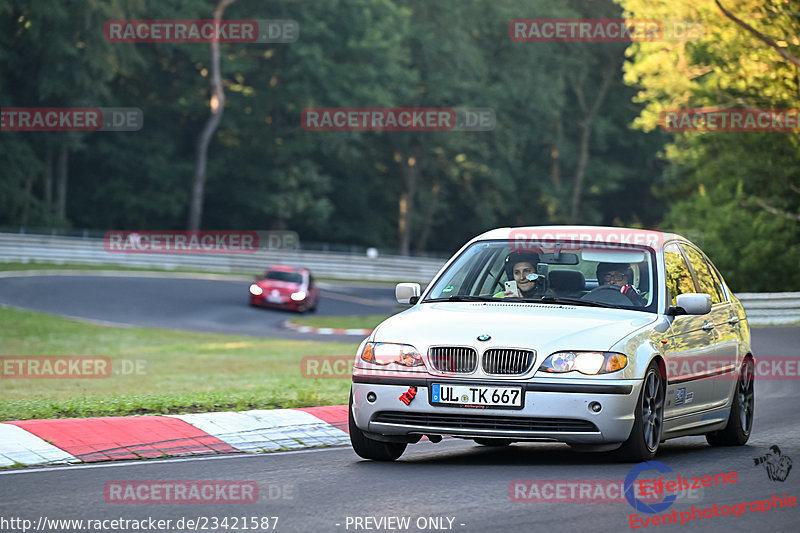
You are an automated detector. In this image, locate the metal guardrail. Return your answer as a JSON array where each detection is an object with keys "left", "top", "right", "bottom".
[
  {"left": 737, "top": 293, "right": 800, "bottom": 326},
  {"left": 0, "top": 226, "right": 451, "bottom": 259},
  {"left": 0, "top": 233, "right": 446, "bottom": 283},
  {"left": 0, "top": 233, "right": 798, "bottom": 324}
]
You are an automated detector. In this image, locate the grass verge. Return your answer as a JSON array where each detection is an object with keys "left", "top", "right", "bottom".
[{"left": 0, "top": 306, "right": 357, "bottom": 420}]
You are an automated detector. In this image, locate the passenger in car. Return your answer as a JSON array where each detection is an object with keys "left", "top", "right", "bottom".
[
  {"left": 494, "top": 252, "right": 554, "bottom": 298},
  {"left": 596, "top": 262, "right": 647, "bottom": 306}
]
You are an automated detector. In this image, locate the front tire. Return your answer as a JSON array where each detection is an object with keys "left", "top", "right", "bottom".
[
  {"left": 616, "top": 362, "right": 664, "bottom": 462},
  {"left": 706, "top": 358, "right": 754, "bottom": 446},
  {"left": 349, "top": 391, "right": 406, "bottom": 461}
]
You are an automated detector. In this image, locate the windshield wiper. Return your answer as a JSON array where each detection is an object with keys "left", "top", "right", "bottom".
[
  {"left": 424, "top": 295, "right": 498, "bottom": 303},
  {"left": 513, "top": 296, "right": 615, "bottom": 308}
]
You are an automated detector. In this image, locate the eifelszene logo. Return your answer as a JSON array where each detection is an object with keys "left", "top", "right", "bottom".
[{"left": 754, "top": 445, "right": 793, "bottom": 482}]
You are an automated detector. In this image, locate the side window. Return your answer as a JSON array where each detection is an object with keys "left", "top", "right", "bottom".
[
  {"left": 680, "top": 244, "right": 723, "bottom": 304},
  {"left": 664, "top": 243, "right": 696, "bottom": 306},
  {"left": 476, "top": 249, "right": 509, "bottom": 295},
  {"left": 704, "top": 256, "right": 729, "bottom": 303}
]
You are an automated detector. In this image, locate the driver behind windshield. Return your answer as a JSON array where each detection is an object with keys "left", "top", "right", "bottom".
[
  {"left": 494, "top": 252, "right": 552, "bottom": 298},
  {"left": 596, "top": 262, "right": 646, "bottom": 306}
]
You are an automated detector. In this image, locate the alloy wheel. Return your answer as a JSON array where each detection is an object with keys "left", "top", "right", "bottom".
[{"left": 641, "top": 370, "right": 664, "bottom": 451}]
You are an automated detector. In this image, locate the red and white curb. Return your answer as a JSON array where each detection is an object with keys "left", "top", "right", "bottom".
[
  {"left": 0, "top": 405, "right": 348, "bottom": 468},
  {"left": 282, "top": 320, "right": 372, "bottom": 336}
]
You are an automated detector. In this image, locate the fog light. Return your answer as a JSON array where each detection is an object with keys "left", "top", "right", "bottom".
[
  {"left": 589, "top": 401, "right": 602, "bottom": 413},
  {"left": 367, "top": 392, "right": 377, "bottom": 403}
]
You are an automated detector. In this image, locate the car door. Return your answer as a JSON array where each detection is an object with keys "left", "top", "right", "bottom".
[
  {"left": 689, "top": 247, "right": 742, "bottom": 403},
  {"left": 679, "top": 244, "right": 735, "bottom": 407},
  {"left": 662, "top": 242, "right": 719, "bottom": 420}
]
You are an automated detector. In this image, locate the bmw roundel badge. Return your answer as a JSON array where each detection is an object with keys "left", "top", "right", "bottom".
[{"left": 477, "top": 334, "right": 491, "bottom": 341}]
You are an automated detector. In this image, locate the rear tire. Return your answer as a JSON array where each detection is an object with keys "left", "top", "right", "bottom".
[
  {"left": 706, "top": 358, "right": 754, "bottom": 446},
  {"left": 349, "top": 391, "right": 406, "bottom": 461},
  {"left": 616, "top": 362, "right": 664, "bottom": 462}
]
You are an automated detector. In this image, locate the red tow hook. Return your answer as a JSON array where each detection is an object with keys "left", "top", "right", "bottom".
[{"left": 399, "top": 386, "right": 417, "bottom": 405}]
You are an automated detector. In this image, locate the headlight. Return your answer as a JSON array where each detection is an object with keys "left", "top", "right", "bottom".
[
  {"left": 249, "top": 284, "right": 263, "bottom": 296},
  {"left": 539, "top": 351, "right": 627, "bottom": 375},
  {"left": 290, "top": 291, "right": 306, "bottom": 301},
  {"left": 360, "top": 343, "right": 424, "bottom": 368}
]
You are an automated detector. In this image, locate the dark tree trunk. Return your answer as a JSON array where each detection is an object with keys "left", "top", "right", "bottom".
[
  {"left": 56, "top": 143, "right": 68, "bottom": 222},
  {"left": 187, "top": 0, "right": 237, "bottom": 231},
  {"left": 416, "top": 177, "right": 440, "bottom": 253},
  {"left": 397, "top": 146, "right": 422, "bottom": 256},
  {"left": 44, "top": 145, "right": 53, "bottom": 213},
  {"left": 569, "top": 61, "right": 616, "bottom": 223}
]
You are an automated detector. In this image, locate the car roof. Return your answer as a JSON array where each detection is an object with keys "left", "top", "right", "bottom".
[{"left": 469, "top": 225, "right": 688, "bottom": 249}]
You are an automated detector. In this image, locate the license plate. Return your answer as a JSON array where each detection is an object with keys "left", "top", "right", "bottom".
[
  {"left": 430, "top": 383, "right": 523, "bottom": 409},
  {"left": 267, "top": 295, "right": 284, "bottom": 303}
]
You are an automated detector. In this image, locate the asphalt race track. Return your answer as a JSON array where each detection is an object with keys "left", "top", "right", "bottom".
[
  {"left": 0, "top": 274, "right": 400, "bottom": 341},
  {"left": 0, "top": 273, "right": 798, "bottom": 531},
  {"left": 0, "top": 324, "right": 798, "bottom": 532}
]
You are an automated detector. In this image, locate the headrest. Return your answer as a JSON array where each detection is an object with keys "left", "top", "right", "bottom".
[{"left": 548, "top": 270, "right": 585, "bottom": 292}]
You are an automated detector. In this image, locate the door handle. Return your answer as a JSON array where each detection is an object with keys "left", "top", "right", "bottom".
[
  {"left": 702, "top": 321, "right": 715, "bottom": 332},
  {"left": 728, "top": 316, "right": 739, "bottom": 325}
]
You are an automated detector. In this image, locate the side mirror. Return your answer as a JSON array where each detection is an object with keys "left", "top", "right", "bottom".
[
  {"left": 672, "top": 293, "right": 712, "bottom": 315},
  {"left": 396, "top": 283, "right": 421, "bottom": 304}
]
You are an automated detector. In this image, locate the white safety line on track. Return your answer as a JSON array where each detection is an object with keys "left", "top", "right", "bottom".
[{"left": 0, "top": 444, "right": 352, "bottom": 476}]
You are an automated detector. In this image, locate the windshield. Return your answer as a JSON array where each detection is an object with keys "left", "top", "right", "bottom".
[
  {"left": 424, "top": 240, "right": 657, "bottom": 312},
  {"left": 265, "top": 271, "right": 303, "bottom": 284}
]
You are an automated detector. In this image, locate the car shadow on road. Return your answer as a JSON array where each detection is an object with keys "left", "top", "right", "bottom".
[{"left": 349, "top": 437, "right": 747, "bottom": 467}]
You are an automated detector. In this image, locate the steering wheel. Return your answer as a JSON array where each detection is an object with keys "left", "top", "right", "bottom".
[{"left": 581, "top": 284, "right": 631, "bottom": 305}]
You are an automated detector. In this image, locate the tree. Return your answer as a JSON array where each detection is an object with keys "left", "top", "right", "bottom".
[
  {"left": 187, "top": 0, "right": 236, "bottom": 231},
  {"left": 618, "top": 0, "right": 800, "bottom": 289}
]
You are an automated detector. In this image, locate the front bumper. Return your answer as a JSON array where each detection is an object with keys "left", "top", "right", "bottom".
[
  {"left": 250, "top": 295, "right": 303, "bottom": 311},
  {"left": 351, "top": 377, "right": 642, "bottom": 444}
]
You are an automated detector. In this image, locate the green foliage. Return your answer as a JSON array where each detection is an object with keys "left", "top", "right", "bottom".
[
  {"left": 2, "top": 0, "right": 669, "bottom": 259},
  {"left": 618, "top": 0, "right": 800, "bottom": 290}
]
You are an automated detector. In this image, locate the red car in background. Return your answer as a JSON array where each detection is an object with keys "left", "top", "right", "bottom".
[{"left": 249, "top": 265, "right": 320, "bottom": 313}]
